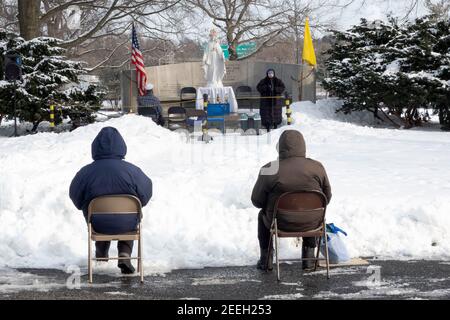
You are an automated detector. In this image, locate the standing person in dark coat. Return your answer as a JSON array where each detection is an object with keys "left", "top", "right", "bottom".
[
  {"left": 69, "top": 126, "right": 152, "bottom": 274},
  {"left": 251, "top": 130, "right": 332, "bottom": 271},
  {"left": 256, "top": 69, "right": 286, "bottom": 131}
]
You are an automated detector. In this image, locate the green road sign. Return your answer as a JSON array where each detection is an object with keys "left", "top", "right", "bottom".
[{"left": 221, "top": 42, "right": 257, "bottom": 59}]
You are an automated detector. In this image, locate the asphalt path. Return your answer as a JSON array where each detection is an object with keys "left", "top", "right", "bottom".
[{"left": 1, "top": 259, "right": 449, "bottom": 300}]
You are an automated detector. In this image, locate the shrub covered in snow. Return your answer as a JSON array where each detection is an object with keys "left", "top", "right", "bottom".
[
  {"left": 0, "top": 30, "right": 104, "bottom": 129},
  {"left": 323, "top": 15, "right": 450, "bottom": 129}
]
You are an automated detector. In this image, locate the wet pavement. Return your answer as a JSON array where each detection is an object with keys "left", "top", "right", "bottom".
[{"left": 0, "top": 259, "right": 449, "bottom": 300}]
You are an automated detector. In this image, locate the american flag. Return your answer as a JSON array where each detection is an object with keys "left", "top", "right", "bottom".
[{"left": 131, "top": 23, "right": 147, "bottom": 96}]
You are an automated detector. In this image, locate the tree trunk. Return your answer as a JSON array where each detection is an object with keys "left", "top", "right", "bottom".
[
  {"left": 0, "top": 54, "right": 4, "bottom": 79},
  {"left": 228, "top": 42, "right": 238, "bottom": 61},
  {"left": 439, "top": 105, "right": 450, "bottom": 129},
  {"left": 18, "top": 0, "right": 41, "bottom": 40}
]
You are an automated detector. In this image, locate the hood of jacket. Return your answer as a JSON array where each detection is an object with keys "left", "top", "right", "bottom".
[
  {"left": 91, "top": 127, "right": 127, "bottom": 160},
  {"left": 266, "top": 68, "right": 276, "bottom": 78},
  {"left": 278, "top": 130, "right": 306, "bottom": 159}
]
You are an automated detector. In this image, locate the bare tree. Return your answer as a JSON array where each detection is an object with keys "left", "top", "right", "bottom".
[
  {"left": 252, "top": 40, "right": 296, "bottom": 63},
  {"left": 17, "top": 0, "right": 40, "bottom": 40},
  {"left": 397, "top": 0, "right": 450, "bottom": 20},
  {"left": 4, "top": 1, "right": 186, "bottom": 70},
  {"left": 14, "top": 1, "right": 180, "bottom": 44},
  {"left": 186, "top": 0, "right": 291, "bottom": 60},
  {"left": 263, "top": 0, "right": 351, "bottom": 65},
  {"left": 283, "top": 0, "right": 319, "bottom": 65},
  {"left": 0, "top": 0, "right": 18, "bottom": 33},
  {"left": 425, "top": 0, "right": 450, "bottom": 19},
  {"left": 186, "top": 0, "right": 360, "bottom": 61}
]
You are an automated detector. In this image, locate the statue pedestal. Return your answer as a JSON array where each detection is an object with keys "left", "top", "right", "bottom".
[{"left": 195, "top": 87, "right": 238, "bottom": 112}]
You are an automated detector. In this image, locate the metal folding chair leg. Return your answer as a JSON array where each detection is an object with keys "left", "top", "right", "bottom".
[
  {"left": 314, "top": 236, "right": 321, "bottom": 271},
  {"left": 88, "top": 223, "right": 93, "bottom": 284},
  {"left": 323, "top": 228, "right": 330, "bottom": 279},
  {"left": 139, "top": 228, "right": 144, "bottom": 283},
  {"left": 137, "top": 239, "right": 141, "bottom": 273},
  {"left": 275, "top": 222, "right": 280, "bottom": 281},
  {"left": 266, "top": 231, "right": 273, "bottom": 271}
]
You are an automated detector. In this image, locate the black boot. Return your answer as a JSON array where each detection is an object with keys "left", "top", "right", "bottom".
[
  {"left": 302, "top": 244, "right": 316, "bottom": 270},
  {"left": 118, "top": 253, "right": 135, "bottom": 274},
  {"left": 256, "top": 248, "right": 273, "bottom": 271}
]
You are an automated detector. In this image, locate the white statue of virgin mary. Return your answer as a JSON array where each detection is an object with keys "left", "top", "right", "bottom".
[{"left": 202, "top": 29, "right": 226, "bottom": 87}]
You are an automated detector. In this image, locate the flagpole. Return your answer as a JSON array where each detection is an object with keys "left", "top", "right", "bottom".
[
  {"left": 129, "top": 56, "right": 133, "bottom": 114},
  {"left": 129, "top": 24, "right": 133, "bottom": 114},
  {"left": 299, "top": 58, "right": 304, "bottom": 102},
  {"left": 299, "top": 17, "right": 305, "bottom": 103}
]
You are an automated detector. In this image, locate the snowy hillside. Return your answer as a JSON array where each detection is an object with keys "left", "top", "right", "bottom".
[{"left": 0, "top": 99, "right": 449, "bottom": 274}]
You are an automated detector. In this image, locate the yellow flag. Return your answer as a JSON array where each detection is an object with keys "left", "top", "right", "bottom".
[{"left": 302, "top": 17, "right": 317, "bottom": 66}]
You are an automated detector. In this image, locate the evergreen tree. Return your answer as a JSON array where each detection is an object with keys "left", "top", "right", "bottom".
[
  {"left": 393, "top": 16, "right": 450, "bottom": 127},
  {"left": 323, "top": 18, "right": 400, "bottom": 117},
  {"left": 322, "top": 16, "right": 450, "bottom": 129},
  {"left": 0, "top": 30, "right": 103, "bottom": 130}
]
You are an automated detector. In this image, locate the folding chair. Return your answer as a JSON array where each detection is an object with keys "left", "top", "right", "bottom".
[
  {"left": 236, "top": 85, "right": 253, "bottom": 110},
  {"left": 186, "top": 109, "right": 207, "bottom": 129},
  {"left": 167, "top": 106, "right": 187, "bottom": 130},
  {"left": 137, "top": 106, "right": 158, "bottom": 123},
  {"left": 269, "top": 190, "right": 330, "bottom": 281},
  {"left": 180, "top": 87, "right": 197, "bottom": 109},
  {"left": 236, "top": 85, "right": 252, "bottom": 93},
  {"left": 87, "top": 195, "right": 144, "bottom": 284}
]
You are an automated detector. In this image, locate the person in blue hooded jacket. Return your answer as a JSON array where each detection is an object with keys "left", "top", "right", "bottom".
[{"left": 69, "top": 126, "right": 152, "bottom": 274}]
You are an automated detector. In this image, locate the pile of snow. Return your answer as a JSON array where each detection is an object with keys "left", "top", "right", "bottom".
[
  {"left": 0, "top": 111, "right": 120, "bottom": 137},
  {"left": 293, "top": 99, "right": 381, "bottom": 126},
  {"left": 1, "top": 99, "right": 450, "bottom": 274}
]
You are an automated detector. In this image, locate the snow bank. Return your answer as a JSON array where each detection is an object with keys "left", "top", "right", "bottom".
[{"left": 1, "top": 99, "right": 450, "bottom": 274}]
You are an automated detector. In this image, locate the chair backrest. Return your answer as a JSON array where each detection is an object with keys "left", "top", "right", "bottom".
[
  {"left": 236, "top": 85, "right": 252, "bottom": 94},
  {"left": 180, "top": 87, "right": 197, "bottom": 96},
  {"left": 168, "top": 106, "right": 186, "bottom": 116},
  {"left": 186, "top": 109, "right": 206, "bottom": 128},
  {"left": 274, "top": 191, "right": 327, "bottom": 232},
  {"left": 137, "top": 106, "right": 158, "bottom": 118},
  {"left": 180, "top": 87, "right": 197, "bottom": 108},
  {"left": 168, "top": 106, "right": 187, "bottom": 123},
  {"left": 186, "top": 109, "right": 207, "bottom": 119},
  {"left": 236, "top": 85, "right": 254, "bottom": 109},
  {"left": 88, "top": 194, "right": 142, "bottom": 222}
]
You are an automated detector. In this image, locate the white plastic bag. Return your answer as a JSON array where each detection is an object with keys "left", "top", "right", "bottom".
[{"left": 320, "top": 231, "right": 350, "bottom": 264}]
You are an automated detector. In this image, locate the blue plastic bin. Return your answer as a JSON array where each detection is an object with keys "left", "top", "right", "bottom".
[{"left": 207, "top": 103, "right": 230, "bottom": 116}]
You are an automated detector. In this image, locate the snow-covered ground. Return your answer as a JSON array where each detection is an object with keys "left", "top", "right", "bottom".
[
  {"left": 0, "top": 111, "right": 121, "bottom": 137},
  {"left": 0, "top": 99, "right": 449, "bottom": 274}
]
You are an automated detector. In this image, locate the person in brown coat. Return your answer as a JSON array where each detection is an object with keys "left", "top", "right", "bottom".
[{"left": 251, "top": 130, "right": 332, "bottom": 271}]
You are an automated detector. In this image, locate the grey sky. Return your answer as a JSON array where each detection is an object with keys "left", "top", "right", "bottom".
[
  {"left": 195, "top": 1, "right": 431, "bottom": 40},
  {"left": 327, "top": 0, "right": 428, "bottom": 31}
]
